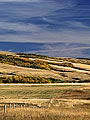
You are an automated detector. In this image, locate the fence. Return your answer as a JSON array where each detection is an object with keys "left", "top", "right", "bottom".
[
  {"left": 0, "top": 98, "right": 55, "bottom": 113},
  {"left": 0, "top": 103, "right": 42, "bottom": 113}
]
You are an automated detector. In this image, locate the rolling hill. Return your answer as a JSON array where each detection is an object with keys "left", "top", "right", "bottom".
[{"left": 0, "top": 51, "right": 90, "bottom": 83}]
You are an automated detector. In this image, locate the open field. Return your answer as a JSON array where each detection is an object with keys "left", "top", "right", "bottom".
[
  {"left": 0, "top": 51, "right": 90, "bottom": 119},
  {"left": 0, "top": 84, "right": 90, "bottom": 120},
  {"left": 0, "top": 85, "right": 90, "bottom": 103},
  {"left": 0, "top": 107, "right": 90, "bottom": 120}
]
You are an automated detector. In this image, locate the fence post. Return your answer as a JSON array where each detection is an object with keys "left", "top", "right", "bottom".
[
  {"left": 13, "top": 104, "right": 15, "bottom": 109},
  {"left": 4, "top": 105, "right": 6, "bottom": 113},
  {"left": 48, "top": 98, "right": 54, "bottom": 108},
  {"left": 20, "top": 103, "right": 23, "bottom": 108},
  {"left": 23, "top": 104, "right": 25, "bottom": 108},
  {"left": 9, "top": 103, "right": 12, "bottom": 109}
]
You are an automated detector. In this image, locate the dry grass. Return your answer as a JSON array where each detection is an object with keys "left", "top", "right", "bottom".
[
  {"left": 0, "top": 85, "right": 90, "bottom": 103},
  {"left": 1, "top": 62, "right": 90, "bottom": 82},
  {"left": 0, "top": 52, "right": 90, "bottom": 119},
  {"left": 73, "top": 63, "right": 90, "bottom": 71},
  {"left": 0, "top": 107, "right": 90, "bottom": 120},
  {"left": 0, "top": 51, "right": 16, "bottom": 56},
  {"left": 0, "top": 51, "right": 90, "bottom": 82},
  {"left": 0, "top": 85, "right": 66, "bottom": 99},
  {"left": 0, "top": 85, "right": 90, "bottom": 120},
  {"left": 0, "top": 63, "right": 60, "bottom": 79}
]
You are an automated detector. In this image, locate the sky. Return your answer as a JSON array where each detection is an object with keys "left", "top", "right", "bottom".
[{"left": 0, "top": 0, "right": 90, "bottom": 44}]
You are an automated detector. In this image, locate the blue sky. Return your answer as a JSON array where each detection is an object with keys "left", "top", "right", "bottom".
[{"left": 0, "top": 0, "right": 90, "bottom": 44}]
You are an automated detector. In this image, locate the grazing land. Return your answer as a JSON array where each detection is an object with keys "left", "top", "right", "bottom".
[
  {"left": 0, "top": 107, "right": 90, "bottom": 120},
  {"left": 0, "top": 51, "right": 90, "bottom": 120},
  {"left": 0, "top": 51, "right": 90, "bottom": 83},
  {"left": 0, "top": 84, "right": 90, "bottom": 100},
  {"left": 0, "top": 85, "right": 90, "bottom": 120}
]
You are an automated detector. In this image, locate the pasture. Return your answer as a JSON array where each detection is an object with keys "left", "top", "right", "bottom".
[{"left": 0, "top": 84, "right": 90, "bottom": 120}]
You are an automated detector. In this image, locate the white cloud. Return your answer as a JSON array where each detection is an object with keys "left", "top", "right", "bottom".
[
  {"left": 0, "top": 26, "right": 90, "bottom": 44},
  {"left": 66, "top": 21, "right": 90, "bottom": 29},
  {"left": 0, "top": 22, "right": 42, "bottom": 32},
  {"left": 0, "top": 0, "right": 90, "bottom": 45}
]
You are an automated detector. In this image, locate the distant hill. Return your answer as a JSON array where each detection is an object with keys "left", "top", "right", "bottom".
[
  {"left": 0, "top": 51, "right": 16, "bottom": 56},
  {"left": 0, "top": 41, "right": 90, "bottom": 58}
]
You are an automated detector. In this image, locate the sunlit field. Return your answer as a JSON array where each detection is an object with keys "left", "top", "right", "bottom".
[
  {"left": 0, "top": 85, "right": 90, "bottom": 120},
  {"left": 0, "top": 107, "right": 90, "bottom": 120}
]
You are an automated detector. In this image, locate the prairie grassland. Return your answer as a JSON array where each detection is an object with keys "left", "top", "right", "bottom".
[
  {"left": 0, "top": 85, "right": 90, "bottom": 104},
  {"left": 0, "top": 52, "right": 90, "bottom": 119},
  {"left": 0, "top": 107, "right": 90, "bottom": 120},
  {"left": 0, "top": 63, "right": 61, "bottom": 79},
  {"left": 0, "top": 85, "right": 90, "bottom": 120},
  {"left": 0, "top": 51, "right": 16, "bottom": 56},
  {"left": 1, "top": 51, "right": 90, "bottom": 82},
  {"left": 0, "top": 85, "right": 72, "bottom": 100},
  {"left": 0, "top": 85, "right": 90, "bottom": 99},
  {"left": 1, "top": 62, "right": 90, "bottom": 82}
]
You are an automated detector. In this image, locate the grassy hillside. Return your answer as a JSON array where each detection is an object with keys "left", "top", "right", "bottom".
[
  {"left": 18, "top": 53, "right": 90, "bottom": 65},
  {"left": 0, "top": 54, "right": 51, "bottom": 70},
  {"left": 0, "top": 51, "right": 90, "bottom": 83}
]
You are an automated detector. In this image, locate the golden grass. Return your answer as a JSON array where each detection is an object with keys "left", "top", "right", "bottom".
[
  {"left": 0, "top": 51, "right": 90, "bottom": 82},
  {"left": 0, "top": 85, "right": 90, "bottom": 120},
  {"left": 0, "top": 52, "right": 90, "bottom": 119},
  {"left": 0, "top": 51, "right": 16, "bottom": 56},
  {"left": 73, "top": 63, "right": 90, "bottom": 71},
  {"left": 0, "top": 85, "right": 89, "bottom": 99},
  {"left": 0, "top": 63, "right": 60, "bottom": 79},
  {"left": 1, "top": 62, "right": 90, "bottom": 82},
  {"left": 0, "top": 85, "right": 90, "bottom": 106},
  {"left": 0, "top": 107, "right": 90, "bottom": 120}
]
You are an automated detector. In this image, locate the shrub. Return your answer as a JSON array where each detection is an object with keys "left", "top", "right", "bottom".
[
  {"left": 30, "top": 60, "right": 51, "bottom": 70},
  {"left": 0, "top": 75, "right": 61, "bottom": 83},
  {"left": 0, "top": 54, "right": 51, "bottom": 70},
  {"left": 59, "top": 62, "right": 74, "bottom": 67}
]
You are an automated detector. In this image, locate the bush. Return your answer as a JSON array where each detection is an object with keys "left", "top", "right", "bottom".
[
  {"left": 59, "top": 62, "right": 74, "bottom": 67},
  {"left": 30, "top": 60, "right": 51, "bottom": 70},
  {"left": 50, "top": 61, "right": 74, "bottom": 68},
  {"left": 0, "top": 75, "right": 61, "bottom": 83},
  {"left": 0, "top": 54, "right": 51, "bottom": 70}
]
